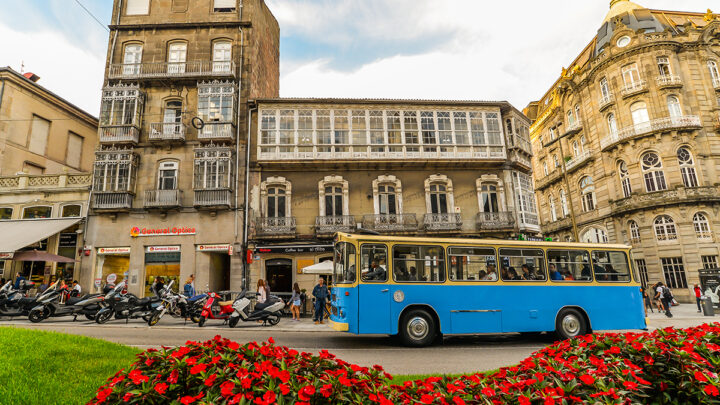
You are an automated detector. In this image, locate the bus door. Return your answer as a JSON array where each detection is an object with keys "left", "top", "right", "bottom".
[{"left": 358, "top": 243, "right": 391, "bottom": 333}]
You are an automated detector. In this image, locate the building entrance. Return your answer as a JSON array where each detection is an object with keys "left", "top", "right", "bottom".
[
  {"left": 208, "top": 253, "right": 230, "bottom": 292},
  {"left": 265, "top": 258, "right": 292, "bottom": 293}
]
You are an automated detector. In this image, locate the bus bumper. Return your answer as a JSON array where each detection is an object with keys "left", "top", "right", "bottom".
[{"left": 329, "top": 319, "right": 349, "bottom": 332}]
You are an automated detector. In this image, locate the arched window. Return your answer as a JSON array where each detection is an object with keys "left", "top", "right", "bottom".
[
  {"left": 212, "top": 41, "right": 232, "bottom": 73},
  {"left": 580, "top": 176, "right": 596, "bottom": 212},
  {"left": 567, "top": 109, "right": 575, "bottom": 126},
  {"left": 654, "top": 215, "right": 677, "bottom": 242},
  {"left": 325, "top": 185, "right": 344, "bottom": 216},
  {"left": 677, "top": 147, "right": 698, "bottom": 188},
  {"left": 630, "top": 101, "right": 650, "bottom": 127},
  {"left": 425, "top": 175, "right": 454, "bottom": 216},
  {"left": 378, "top": 184, "right": 398, "bottom": 215},
  {"left": 157, "top": 161, "right": 178, "bottom": 190},
  {"left": 607, "top": 113, "right": 618, "bottom": 135},
  {"left": 167, "top": 42, "right": 187, "bottom": 74},
  {"left": 480, "top": 184, "right": 499, "bottom": 213},
  {"left": 160, "top": 100, "right": 183, "bottom": 136},
  {"left": 667, "top": 95, "right": 682, "bottom": 118},
  {"left": 618, "top": 160, "right": 632, "bottom": 198},
  {"left": 553, "top": 154, "right": 559, "bottom": 168},
  {"left": 543, "top": 161, "right": 549, "bottom": 176},
  {"left": 629, "top": 220, "right": 641, "bottom": 244},
  {"left": 641, "top": 152, "right": 667, "bottom": 192},
  {"left": 693, "top": 212, "right": 712, "bottom": 240},
  {"left": 261, "top": 177, "right": 291, "bottom": 219},
  {"left": 581, "top": 227, "right": 608, "bottom": 243},
  {"left": 572, "top": 140, "right": 579, "bottom": 157},
  {"left": 575, "top": 104, "right": 581, "bottom": 121},
  {"left": 122, "top": 43, "right": 143, "bottom": 75},
  {"left": 560, "top": 189, "right": 569, "bottom": 216},
  {"left": 549, "top": 195, "right": 557, "bottom": 222},
  {"left": 709, "top": 60, "right": 720, "bottom": 84},
  {"left": 580, "top": 135, "right": 586, "bottom": 152},
  {"left": 319, "top": 175, "right": 348, "bottom": 217},
  {"left": 429, "top": 183, "right": 448, "bottom": 214}
]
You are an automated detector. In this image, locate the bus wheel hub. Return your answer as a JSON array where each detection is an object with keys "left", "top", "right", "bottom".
[
  {"left": 408, "top": 317, "right": 429, "bottom": 338},
  {"left": 562, "top": 315, "right": 580, "bottom": 335}
]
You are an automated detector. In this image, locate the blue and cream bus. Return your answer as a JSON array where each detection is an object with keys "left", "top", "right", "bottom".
[{"left": 329, "top": 233, "right": 645, "bottom": 346}]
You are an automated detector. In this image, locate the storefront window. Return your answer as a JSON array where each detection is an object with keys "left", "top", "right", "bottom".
[
  {"left": 96, "top": 249, "right": 130, "bottom": 292},
  {"left": 23, "top": 206, "right": 52, "bottom": 219},
  {"left": 144, "top": 248, "right": 180, "bottom": 296},
  {"left": 0, "top": 208, "right": 12, "bottom": 220}
]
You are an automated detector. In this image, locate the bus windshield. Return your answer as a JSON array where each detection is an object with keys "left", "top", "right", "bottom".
[{"left": 334, "top": 242, "right": 356, "bottom": 284}]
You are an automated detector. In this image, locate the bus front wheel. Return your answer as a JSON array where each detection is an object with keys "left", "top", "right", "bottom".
[
  {"left": 555, "top": 308, "right": 587, "bottom": 340},
  {"left": 399, "top": 309, "right": 436, "bottom": 347}
]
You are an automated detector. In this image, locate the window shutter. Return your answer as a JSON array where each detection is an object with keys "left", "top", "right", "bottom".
[
  {"left": 126, "top": 0, "right": 149, "bottom": 15},
  {"left": 214, "top": 0, "right": 236, "bottom": 10},
  {"left": 29, "top": 116, "right": 50, "bottom": 155},
  {"left": 66, "top": 133, "right": 84, "bottom": 168}
]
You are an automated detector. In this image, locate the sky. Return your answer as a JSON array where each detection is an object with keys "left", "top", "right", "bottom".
[{"left": 0, "top": 0, "right": 711, "bottom": 116}]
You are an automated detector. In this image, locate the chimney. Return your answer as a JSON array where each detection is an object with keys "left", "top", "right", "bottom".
[{"left": 23, "top": 72, "right": 40, "bottom": 83}]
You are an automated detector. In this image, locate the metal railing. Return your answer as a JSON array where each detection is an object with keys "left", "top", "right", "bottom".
[
  {"left": 600, "top": 115, "right": 702, "bottom": 150},
  {"left": 565, "top": 149, "right": 594, "bottom": 171},
  {"left": 422, "top": 213, "right": 462, "bottom": 231},
  {"left": 99, "top": 125, "right": 140, "bottom": 144},
  {"left": 507, "top": 135, "right": 532, "bottom": 155},
  {"left": 564, "top": 120, "right": 583, "bottom": 135},
  {"left": 93, "top": 192, "right": 133, "bottom": 210},
  {"left": 656, "top": 75, "right": 683, "bottom": 88},
  {"left": 108, "top": 61, "right": 237, "bottom": 80},
  {"left": 620, "top": 80, "right": 648, "bottom": 97},
  {"left": 198, "top": 122, "right": 235, "bottom": 142},
  {"left": 149, "top": 123, "right": 186, "bottom": 141},
  {"left": 257, "top": 144, "right": 507, "bottom": 161},
  {"left": 361, "top": 214, "right": 419, "bottom": 232},
  {"left": 144, "top": 190, "right": 182, "bottom": 208},
  {"left": 475, "top": 211, "right": 515, "bottom": 230},
  {"left": 598, "top": 93, "right": 615, "bottom": 110},
  {"left": 194, "top": 189, "right": 232, "bottom": 207},
  {"left": 256, "top": 217, "right": 297, "bottom": 236},
  {"left": 315, "top": 215, "right": 356, "bottom": 234}
]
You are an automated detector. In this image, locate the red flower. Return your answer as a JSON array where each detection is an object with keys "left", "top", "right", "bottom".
[
  {"left": 279, "top": 383, "right": 290, "bottom": 395},
  {"left": 518, "top": 396, "right": 530, "bottom": 405},
  {"left": 122, "top": 392, "right": 134, "bottom": 402},
  {"left": 298, "top": 385, "right": 315, "bottom": 401},
  {"left": 481, "top": 387, "right": 495, "bottom": 396},
  {"left": 227, "top": 341, "right": 240, "bottom": 351},
  {"left": 128, "top": 369, "right": 149, "bottom": 385},
  {"left": 696, "top": 371, "right": 709, "bottom": 383},
  {"left": 579, "top": 375, "right": 595, "bottom": 385},
  {"left": 179, "top": 393, "right": 204, "bottom": 404},
  {"left": 220, "top": 381, "right": 235, "bottom": 397},
  {"left": 189, "top": 363, "right": 207, "bottom": 375},
  {"left": 96, "top": 388, "right": 112, "bottom": 402},
  {"left": 623, "top": 381, "right": 638, "bottom": 391},
  {"left": 167, "top": 369, "right": 179, "bottom": 384},
  {"left": 420, "top": 394, "right": 434, "bottom": 404},
  {"left": 452, "top": 396, "right": 465, "bottom": 405},
  {"left": 319, "top": 383, "right": 333, "bottom": 398},
  {"left": 705, "top": 385, "right": 720, "bottom": 397},
  {"left": 154, "top": 383, "right": 168, "bottom": 395}
]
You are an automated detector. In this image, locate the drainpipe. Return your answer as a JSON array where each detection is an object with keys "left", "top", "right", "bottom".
[
  {"left": 234, "top": 28, "right": 244, "bottom": 240},
  {"left": 0, "top": 77, "right": 6, "bottom": 118},
  {"left": 243, "top": 104, "right": 256, "bottom": 290}
]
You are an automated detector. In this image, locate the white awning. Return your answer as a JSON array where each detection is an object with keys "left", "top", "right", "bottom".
[
  {"left": 0, "top": 218, "right": 82, "bottom": 254},
  {"left": 301, "top": 261, "right": 334, "bottom": 275}
]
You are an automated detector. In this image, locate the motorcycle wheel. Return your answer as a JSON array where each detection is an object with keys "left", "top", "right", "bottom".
[
  {"left": 96, "top": 309, "right": 113, "bottom": 324},
  {"left": 28, "top": 309, "right": 44, "bottom": 323},
  {"left": 228, "top": 316, "right": 239, "bottom": 328},
  {"left": 147, "top": 311, "right": 162, "bottom": 327},
  {"left": 198, "top": 316, "right": 206, "bottom": 327},
  {"left": 190, "top": 313, "right": 201, "bottom": 323},
  {"left": 266, "top": 313, "right": 281, "bottom": 326},
  {"left": 142, "top": 314, "right": 151, "bottom": 322}
]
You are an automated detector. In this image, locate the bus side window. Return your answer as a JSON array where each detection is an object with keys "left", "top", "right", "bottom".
[
  {"left": 448, "top": 247, "right": 497, "bottom": 281},
  {"left": 547, "top": 250, "right": 592, "bottom": 282},
  {"left": 592, "top": 251, "right": 631, "bottom": 282},
  {"left": 393, "top": 245, "right": 446, "bottom": 283},
  {"left": 498, "top": 248, "right": 547, "bottom": 281},
  {"left": 360, "top": 244, "right": 387, "bottom": 282}
]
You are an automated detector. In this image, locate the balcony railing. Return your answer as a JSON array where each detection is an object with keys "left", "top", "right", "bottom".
[
  {"left": 713, "top": 77, "right": 720, "bottom": 90},
  {"left": 543, "top": 217, "right": 572, "bottom": 234},
  {"left": 198, "top": 122, "right": 235, "bottom": 142},
  {"left": 475, "top": 211, "right": 515, "bottom": 230},
  {"left": 315, "top": 216, "right": 356, "bottom": 235},
  {"left": 509, "top": 151, "right": 532, "bottom": 168},
  {"left": 600, "top": 115, "right": 702, "bottom": 150},
  {"left": 144, "top": 190, "right": 182, "bottom": 208},
  {"left": 99, "top": 125, "right": 140, "bottom": 144},
  {"left": 422, "top": 213, "right": 462, "bottom": 232},
  {"left": 93, "top": 192, "right": 133, "bottom": 210},
  {"left": 108, "top": 61, "right": 237, "bottom": 80},
  {"left": 598, "top": 93, "right": 615, "bottom": 111},
  {"left": 149, "top": 123, "right": 186, "bottom": 142},
  {"left": 563, "top": 120, "right": 583, "bottom": 136},
  {"left": 620, "top": 80, "right": 648, "bottom": 98},
  {"left": 256, "top": 217, "right": 296, "bottom": 237},
  {"left": 565, "top": 149, "right": 594, "bottom": 171},
  {"left": 361, "top": 214, "right": 419, "bottom": 232},
  {"left": 611, "top": 186, "right": 720, "bottom": 215},
  {"left": 194, "top": 189, "right": 232, "bottom": 208},
  {"left": 257, "top": 145, "right": 506, "bottom": 161},
  {"left": 507, "top": 135, "right": 532, "bottom": 155},
  {"left": 656, "top": 75, "right": 683, "bottom": 89}
]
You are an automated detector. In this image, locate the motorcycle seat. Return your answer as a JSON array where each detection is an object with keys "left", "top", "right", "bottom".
[
  {"left": 188, "top": 295, "right": 205, "bottom": 303},
  {"left": 18, "top": 297, "right": 35, "bottom": 305},
  {"left": 66, "top": 297, "right": 84, "bottom": 305},
  {"left": 137, "top": 297, "right": 152, "bottom": 305},
  {"left": 218, "top": 301, "right": 233, "bottom": 306},
  {"left": 255, "top": 301, "right": 271, "bottom": 311}
]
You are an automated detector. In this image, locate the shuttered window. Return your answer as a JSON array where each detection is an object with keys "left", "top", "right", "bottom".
[
  {"left": 214, "top": 0, "right": 236, "bottom": 11},
  {"left": 126, "top": 0, "right": 149, "bottom": 15},
  {"left": 66, "top": 132, "right": 83, "bottom": 168},
  {"left": 29, "top": 116, "right": 50, "bottom": 155}
]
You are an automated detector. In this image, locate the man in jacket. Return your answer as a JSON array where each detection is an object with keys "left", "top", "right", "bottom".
[{"left": 312, "top": 278, "right": 329, "bottom": 324}]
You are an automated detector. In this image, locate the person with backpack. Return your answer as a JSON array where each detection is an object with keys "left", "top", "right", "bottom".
[
  {"left": 656, "top": 282, "right": 673, "bottom": 318},
  {"left": 694, "top": 284, "right": 702, "bottom": 313}
]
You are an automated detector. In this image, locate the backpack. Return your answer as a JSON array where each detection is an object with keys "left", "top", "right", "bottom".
[{"left": 662, "top": 286, "right": 673, "bottom": 300}]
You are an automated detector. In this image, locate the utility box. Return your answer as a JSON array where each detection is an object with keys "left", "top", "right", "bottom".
[{"left": 701, "top": 296, "right": 715, "bottom": 317}]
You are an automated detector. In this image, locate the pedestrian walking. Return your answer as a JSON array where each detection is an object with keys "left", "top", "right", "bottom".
[
  {"left": 694, "top": 284, "right": 702, "bottom": 313},
  {"left": 183, "top": 275, "right": 196, "bottom": 297},
  {"left": 288, "top": 282, "right": 302, "bottom": 321},
  {"left": 256, "top": 279, "right": 268, "bottom": 304},
  {"left": 656, "top": 282, "right": 673, "bottom": 318},
  {"left": 652, "top": 282, "right": 665, "bottom": 313},
  {"left": 640, "top": 286, "right": 653, "bottom": 315},
  {"left": 312, "top": 277, "right": 329, "bottom": 324}
]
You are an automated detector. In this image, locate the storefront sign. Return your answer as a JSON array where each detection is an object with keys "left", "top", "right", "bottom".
[
  {"left": 146, "top": 246, "right": 181, "bottom": 253},
  {"left": 106, "top": 274, "right": 117, "bottom": 284},
  {"left": 97, "top": 247, "right": 131, "bottom": 255},
  {"left": 699, "top": 270, "right": 720, "bottom": 301},
  {"left": 59, "top": 233, "right": 78, "bottom": 248},
  {"left": 0, "top": 253, "right": 13, "bottom": 259},
  {"left": 197, "top": 244, "right": 231, "bottom": 252},
  {"left": 94, "top": 278, "right": 101, "bottom": 289},
  {"left": 255, "top": 245, "right": 333, "bottom": 254},
  {"left": 131, "top": 226, "right": 196, "bottom": 237}
]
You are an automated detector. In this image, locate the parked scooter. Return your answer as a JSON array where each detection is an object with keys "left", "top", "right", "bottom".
[
  {"left": 197, "top": 291, "right": 236, "bottom": 327},
  {"left": 228, "top": 290, "right": 284, "bottom": 328},
  {"left": 28, "top": 283, "right": 105, "bottom": 323},
  {"left": 95, "top": 281, "right": 160, "bottom": 324},
  {"left": 147, "top": 282, "right": 207, "bottom": 326},
  {"left": 0, "top": 280, "right": 39, "bottom": 318}
]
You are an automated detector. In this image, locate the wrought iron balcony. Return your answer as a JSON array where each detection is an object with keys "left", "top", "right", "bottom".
[
  {"left": 656, "top": 75, "right": 683, "bottom": 89},
  {"left": 149, "top": 123, "right": 186, "bottom": 142},
  {"left": 600, "top": 115, "right": 702, "bottom": 151},
  {"left": 422, "top": 213, "right": 462, "bottom": 232},
  {"left": 543, "top": 217, "right": 572, "bottom": 234},
  {"left": 108, "top": 61, "right": 237, "bottom": 80},
  {"left": 256, "top": 217, "right": 296, "bottom": 237},
  {"left": 598, "top": 93, "right": 615, "bottom": 111},
  {"left": 565, "top": 149, "right": 594, "bottom": 171},
  {"left": 197, "top": 122, "right": 235, "bottom": 142},
  {"left": 194, "top": 189, "right": 232, "bottom": 208},
  {"left": 563, "top": 120, "right": 583, "bottom": 136},
  {"left": 611, "top": 186, "right": 720, "bottom": 215},
  {"left": 362, "top": 214, "right": 419, "bottom": 233},
  {"left": 475, "top": 211, "right": 515, "bottom": 231},
  {"left": 315, "top": 216, "right": 356, "bottom": 235},
  {"left": 144, "top": 190, "right": 182, "bottom": 208},
  {"left": 93, "top": 192, "right": 133, "bottom": 211},
  {"left": 620, "top": 80, "right": 648, "bottom": 98},
  {"left": 99, "top": 125, "right": 140, "bottom": 144}
]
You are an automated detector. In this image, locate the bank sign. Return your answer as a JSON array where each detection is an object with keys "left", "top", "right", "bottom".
[{"left": 131, "top": 226, "right": 196, "bottom": 237}]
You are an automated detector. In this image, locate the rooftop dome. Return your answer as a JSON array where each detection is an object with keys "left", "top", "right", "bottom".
[{"left": 603, "top": 0, "right": 646, "bottom": 23}]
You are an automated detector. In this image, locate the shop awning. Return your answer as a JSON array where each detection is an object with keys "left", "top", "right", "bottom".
[
  {"left": 0, "top": 218, "right": 82, "bottom": 254},
  {"left": 12, "top": 250, "right": 78, "bottom": 263},
  {"left": 301, "top": 261, "right": 334, "bottom": 275}
]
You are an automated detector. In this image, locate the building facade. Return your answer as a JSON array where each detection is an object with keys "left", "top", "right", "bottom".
[
  {"left": 246, "top": 99, "right": 538, "bottom": 294},
  {"left": 80, "top": 0, "right": 279, "bottom": 296},
  {"left": 525, "top": 1, "right": 720, "bottom": 301},
  {"left": 0, "top": 67, "right": 98, "bottom": 285}
]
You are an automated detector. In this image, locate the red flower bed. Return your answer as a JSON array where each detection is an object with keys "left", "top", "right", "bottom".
[{"left": 89, "top": 324, "right": 720, "bottom": 404}]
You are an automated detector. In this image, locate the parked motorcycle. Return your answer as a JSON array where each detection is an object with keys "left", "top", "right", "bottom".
[
  {"left": 228, "top": 290, "right": 284, "bottom": 328},
  {"left": 197, "top": 291, "right": 236, "bottom": 327},
  {"left": 147, "top": 282, "right": 207, "bottom": 326},
  {"left": 28, "top": 283, "right": 105, "bottom": 323},
  {"left": 95, "top": 281, "right": 160, "bottom": 324},
  {"left": 0, "top": 280, "right": 39, "bottom": 318}
]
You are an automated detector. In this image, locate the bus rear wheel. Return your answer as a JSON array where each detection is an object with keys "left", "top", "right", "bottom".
[
  {"left": 555, "top": 308, "right": 587, "bottom": 340},
  {"left": 399, "top": 309, "right": 436, "bottom": 347}
]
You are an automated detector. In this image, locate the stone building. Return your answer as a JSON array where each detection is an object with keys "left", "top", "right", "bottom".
[
  {"left": 524, "top": 0, "right": 720, "bottom": 301},
  {"left": 0, "top": 67, "right": 98, "bottom": 284},
  {"left": 80, "top": 0, "right": 279, "bottom": 296},
  {"left": 246, "top": 98, "right": 538, "bottom": 294}
]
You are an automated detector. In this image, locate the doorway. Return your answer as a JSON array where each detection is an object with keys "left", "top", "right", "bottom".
[
  {"left": 208, "top": 253, "right": 230, "bottom": 292},
  {"left": 265, "top": 258, "right": 292, "bottom": 293}
]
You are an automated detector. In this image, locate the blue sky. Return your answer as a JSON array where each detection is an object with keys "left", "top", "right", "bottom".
[{"left": 0, "top": 0, "right": 711, "bottom": 115}]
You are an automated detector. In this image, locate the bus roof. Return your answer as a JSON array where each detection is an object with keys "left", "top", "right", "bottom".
[{"left": 335, "top": 233, "right": 631, "bottom": 250}]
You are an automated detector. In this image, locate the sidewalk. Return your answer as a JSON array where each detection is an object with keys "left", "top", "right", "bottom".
[{"left": 645, "top": 301, "right": 718, "bottom": 330}]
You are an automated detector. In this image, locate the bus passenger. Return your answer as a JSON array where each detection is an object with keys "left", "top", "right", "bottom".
[
  {"left": 549, "top": 264, "right": 564, "bottom": 280},
  {"left": 483, "top": 265, "right": 498, "bottom": 281},
  {"left": 563, "top": 270, "right": 575, "bottom": 280},
  {"left": 478, "top": 270, "right": 487, "bottom": 280},
  {"left": 507, "top": 267, "right": 521, "bottom": 280},
  {"left": 605, "top": 264, "right": 618, "bottom": 281},
  {"left": 408, "top": 267, "right": 418, "bottom": 281},
  {"left": 520, "top": 264, "right": 536, "bottom": 280},
  {"left": 365, "top": 260, "right": 386, "bottom": 280},
  {"left": 500, "top": 267, "right": 509, "bottom": 280},
  {"left": 396, "top": 266, "right": 409, "bottom": 281},
  {"left": 580, "top": 262, "right": 592, "bottom": 280}
]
